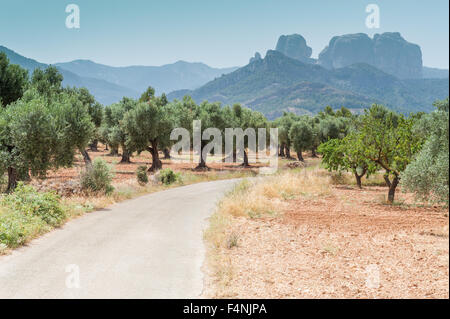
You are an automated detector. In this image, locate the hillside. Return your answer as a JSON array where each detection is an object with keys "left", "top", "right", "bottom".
[
  {"left": 1, "top": 45, "right": 237, "bottom": 105},
  {"left": 55, "top": 60, "right": 238, "bottom": 96},
  {"left": 423, "top": 67, "right": 449, "bottom": 79},
  {"left": 0, "top": 46, "right": 139, "bottom": 105},
  {"left": 168, "top": 50, "right": 449, "bottom": 118}
]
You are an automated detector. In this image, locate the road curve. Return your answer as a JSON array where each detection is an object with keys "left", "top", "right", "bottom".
[{"left": 0, "top": 179, "right": 238, "bottom": 299}]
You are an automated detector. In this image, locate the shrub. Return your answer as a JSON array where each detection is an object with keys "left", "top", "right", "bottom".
[
  {"left": 1, "top": 183, "right": 66, "bottom": 227},
  {"left": 80, "top": 158, "right": 114, "bottom": 194},
  {"left": 0, "top": 209, "right": 50, "bottom": 247},
  {"left": 158, "top": 168, "right": 181, "bottom": 185},
  {"left": 136, "top": 166, "right": 149, "bottom": 185}
]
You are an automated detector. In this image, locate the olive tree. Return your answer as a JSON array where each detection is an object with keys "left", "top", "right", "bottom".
[
  {"left": 289, "top": 119, "right": 313, "bottom": 161},
  {"left": 123, "top": 100, "right": 173, "bottom": 171},
  {"left": 401, "top": 98, "right": 449, "bottom": 205},
  {"left": 102, "top": 98, "right": 138, "bottom": 163},
  {"left": 0, "top": 89, "right": 93, "bottom": 192},
  {"left": 0, "top": 52, "right": 28, "bottom": 107}
]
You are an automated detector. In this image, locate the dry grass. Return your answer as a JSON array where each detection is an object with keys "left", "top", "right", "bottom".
[
  {"left": 203, "top": 168, "right": 332, "bottom": 294},
  {"left": 218, "top": 169, "right": 331, "bottom": 219},
  {"left": 202, "top": 165, "right": 449, "bottom": 299}
]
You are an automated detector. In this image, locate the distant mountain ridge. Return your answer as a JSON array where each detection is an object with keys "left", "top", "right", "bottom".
[
  {"left": 2, "top": 31, "right": 448, "bottom": 117},
  {"left": 0, "top": 45, "right": 238, "bottom": 105},
  {"left": 168, "top": 50, "right": 449, "bottom": 119},
  {"left": 55, "top": 60, "right": 238, "bottom": 96},
  {"left": 0, "top": 45, "right": 140, "bottom": 105}
]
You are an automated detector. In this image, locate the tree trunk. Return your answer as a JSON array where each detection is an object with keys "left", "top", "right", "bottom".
[
  {"left": 297, "top": 150, "right": 304, "bottom": 162},
  {"left": 89, "top": 140, "right": 99, "bottom": 152},
  {"left": 354, "top": 168, "right": 367, "bottom": 189},
  {"left": 355, "top": 173, "right": 362, "bottom": 189},
  {"left": 285, "top": 146, "right": 292, "bottom": 159},
  {"left": 195, "top": 141, "right": 209, "bottom": 169},
  {"left": 279, "top": 144, "right": 286, "bottom": 157},
  {"left": 6, "top": 167, "right": 18, "bottom": 193},
  {"left": 80, "top": 148, "right": 92, "bottom": 166},
  {"left": 383, "top": 171, "right": 391, "bottom": 188},
  {"left": 163, "top": 148, "right": 171, "bottom": 159},
  {"left": 311, "top": 147, "right": 318, "bottom": 158},
  {"left": 240, "top": 149, "right": 250, "bottom": 167},
  {"left": 120, "top": 147, "right": 131, "bottom": 163},
  {"left": 148, "top": 141, "right": 162, "bottom": 172},
  {"left": 387, "top": 176, "right": 400, "bottom": 204}
]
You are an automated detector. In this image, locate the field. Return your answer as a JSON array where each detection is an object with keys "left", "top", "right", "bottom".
[{"left": 202, "top": 156, "right": 449, "bottom": 299}]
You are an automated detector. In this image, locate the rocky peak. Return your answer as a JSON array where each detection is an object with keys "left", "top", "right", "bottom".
[
  {"left": 318, "top": 32, "right": 423, "bottom": 79},
  {"left": 275, "top": 34, "right": 314, "bottom": 63}
]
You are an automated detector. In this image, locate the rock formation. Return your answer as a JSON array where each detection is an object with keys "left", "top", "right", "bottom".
[
  {"left": 275, "top": 34, "right": 314, "bottom": 63},
  {"left": 318, "top": 32, "right": 423, "bottom": 79}
]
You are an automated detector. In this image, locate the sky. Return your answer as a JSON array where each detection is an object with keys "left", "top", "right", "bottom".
[{"left": 0, "top": 0, "right": 448, "bottom": 69}]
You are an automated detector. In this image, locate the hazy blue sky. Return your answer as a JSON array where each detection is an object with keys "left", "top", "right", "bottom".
[{"left": 0, "top": 0, "right": 448, "bottom": 68}]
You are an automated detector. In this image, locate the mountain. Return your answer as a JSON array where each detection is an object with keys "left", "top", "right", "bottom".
[
  {"left": 0, "top": 45, "right": 139, "bottom": 105},
  {"left": 1, "top": 45, "right": 238, "bottom": 105},
  {"left": 318, "top": 32, "right": 423, "bottom": 79},
  {"left": 168, "top": 50, "right": 449, "bottom": 119},
  {"left": 55, "top": 60, "right": 238, "bottom": 95},
  {"left": 423, "top": 67, "right": 449, "bottom": 79}
]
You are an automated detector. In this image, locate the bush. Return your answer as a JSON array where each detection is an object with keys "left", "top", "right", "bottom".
[
  {"left": 158, "top": 168, "right": 181, "bottom": 185},
  {"left": 0, "top": 209, "right": 50, "bottom": 248},
  {"left": 80, "top": 158, "right": 114, "bottom": 194},
  {"left": 136, "top": 166, "right": 149, "bottom": 185},
  {"left": 1, "top": 183, "right": 66, "bottom": 227}
]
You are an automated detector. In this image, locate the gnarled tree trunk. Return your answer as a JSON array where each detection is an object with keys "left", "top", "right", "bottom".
[
  {"left": 120, "top": 147, "right": 131, "bottom": 164},
  {"left": 297, "top": 150, "right": 304, "bottom": 162},
  {"left": 148, "top": 141, "right": 162, "bottom": 172}
]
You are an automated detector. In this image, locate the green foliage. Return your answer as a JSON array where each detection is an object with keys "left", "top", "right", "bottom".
[
  {"left": 402, "top": 98, "right": 449, "bottom": 205},
  {"left": 100, "top": 97, "right": 137, "bottom": 159},
  {"left": 31, "top": 66, "right": 63, "bottom": 97},
  {"left": 360, "top": 105, "right": 422, "bottom": 177},
  {"left": 289, "top": 119, "right": 313, "bottom": 160},
  {"left": 0, "top": 209, "right": 49, "bottom": 248},
  {"left": 0, "top": 86, "right": 94, "bottom": 191},
  {"left": 136, "top": 165, "right": 149, "bottom": 185},
  {"left": 0, "top": 183, "right": 67, "bottom": 247},
  {"left": 139, "top": 86, "right": 155, "bottom": 103},
  {"left": 0, "top": 52, "right": 28, "bottom": 107},
  {"left": 80, "top": 158, "right": 114, "bottom": 194},
  {"left": 158, "top": 168, "right": 181, "bottom": 185},
  {"left": 2, "top": 183, "right": 65, "bottom": 227},
  {"left": 319, "top": 133, "right": 377, "bottom": 187}
]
